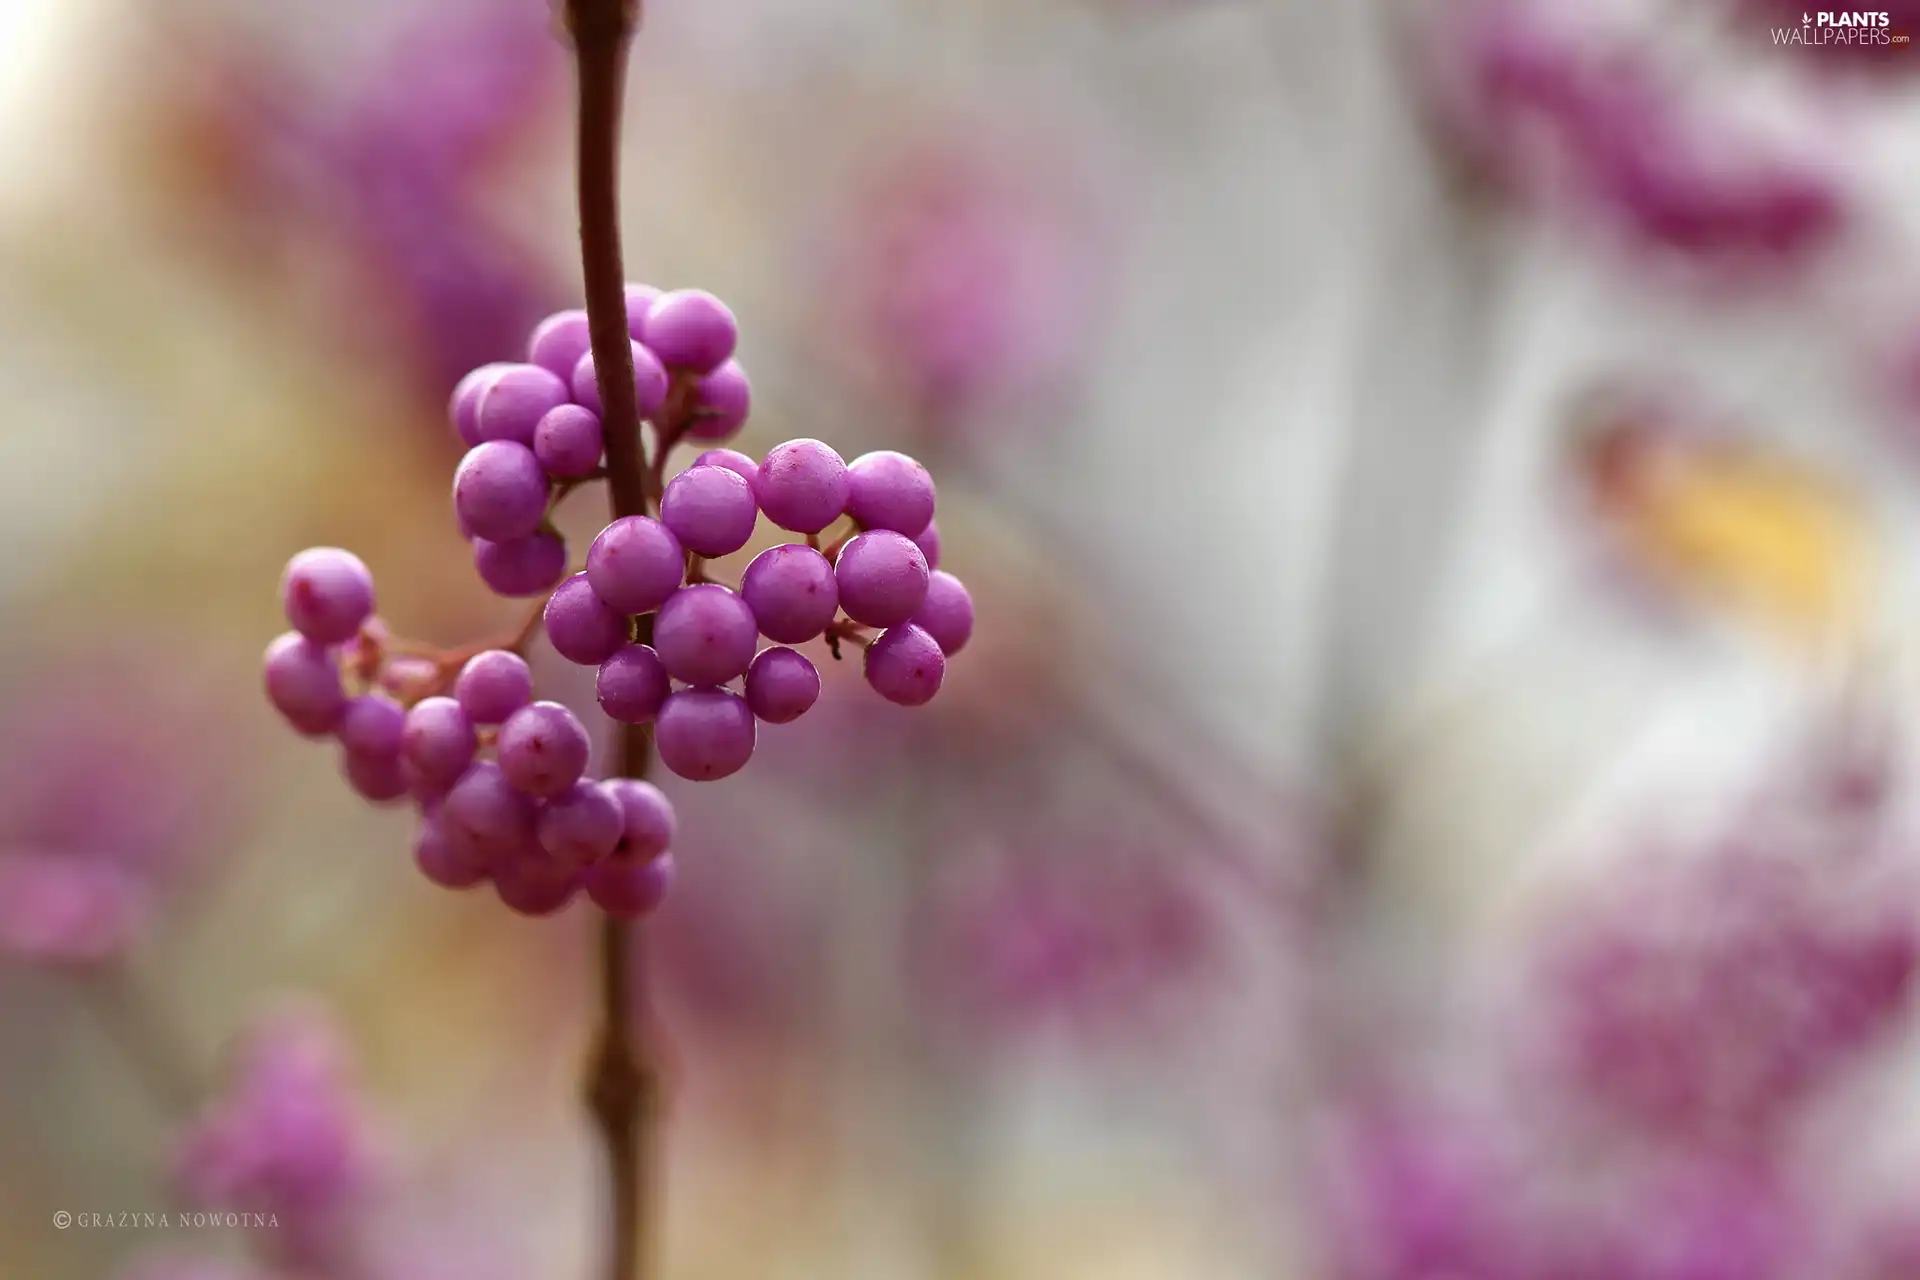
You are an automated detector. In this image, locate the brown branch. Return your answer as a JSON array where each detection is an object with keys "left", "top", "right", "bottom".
[{"left": 563, "top": 3, "right": 665, "bottom": 1278}]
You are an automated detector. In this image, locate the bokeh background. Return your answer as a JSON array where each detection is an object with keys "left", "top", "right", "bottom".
[{"left": 9, "top": 0, "right": 1920, "bottom": 1275}]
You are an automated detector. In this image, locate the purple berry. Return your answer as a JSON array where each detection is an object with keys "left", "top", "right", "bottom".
[
  {"left": 756, "top": 438, "right": 849, "bottom": 534},
  {"left": 493, "top": 854, "right": 579, "bottom": 916},
  {"left": 453, "top": 441, "right": 549, "bottom": 543},
  {"left": 336, "top": 693, "right": 405, "bottom": 759},
  {"left": 740, "top": 543, "right": 838, "bottom": 643},
  {"left": 913, "top": 518, "right": 941, "bottom": 572},
  {"left": 280, "top": 548, "right": 375, "bottom": 645},
  {"left": 744, "top": 647, "right": 820, "bottom": 724},
  {"left": 537, "top": 781, "right": 625, "bottom": 868},
  {"left": 639, "top": 289, "right": 737, "bottom": 374},
  {"left": 264, "top": 632, "right": 346, "bottom": 737},
  {"left": 605, "top": 778, "right": 677, "bottom": 860},
  {"left": 444, "top": 761, "right": 538, "bottom": 854},
  {"left": 653, "top": 584, "right": 758, "bottom": 686},
  {"left": 846, "top": 450, "right": 936, "bottom": 536},
  {"left": 655, "top": 688, "right": 757, "bottom": 781},
  {"left": 400, "top": 697, "right": 476, "bottom": 786},
  {"left": 864, "top": 624, "right": 945, "bottom": 706},
  {"left": 685, "top": 359, "right": 751, "bottom": 442},
  {"left": 342, "top": 748, "right": 408, "bottom": 803},
  {"left": 473, "top": 532, "right": 567, "bottom": 597},
  {"left": 454, "top": 650, "right": 532, "bottom": 725},
  {"left": 911, "top": 570, "right": 974, "bottom": 655},
  {"left": 571, "top": 341, "right": 669, "bottom": 419},
  {"left": 527, "top": 309, "right": 592, "bottom": 381},
  {"left": 450, "top": 363, "right": 508, "bottom": 447},
  {"left": 586, "top": 516, "right": 684, "bottom": 615},
  {"left": 496, "top": 701, "right": 592, "bottom": 799},
  {"left": 834, "top": 529, "right": 929, "bottom": 628},
  {"left": 660, "top": 465, "right": 758, "bottom": 557},
  {"left": 475, "top": 364, "right": 569, "bottom": 446},
  {"left": 543, "top": 573, "right": 629, "bottom": 666},
  {"left": 414, "top": 813, "right": 489, "bottom": 889},
  {"left": 532, "top": 404, "right": 604, "bottom": 479},
  {"left": 596, "top": 644, "right": 670, "bottom": 724},
  {"left": 624, "top": 283, "right": 661, "bottom": 339},
  {"left": 693, "top": 448, "right": 758, "bottom": 487},
  {"left": 585, "top": 854, "right": 674, "bottom": 918}
]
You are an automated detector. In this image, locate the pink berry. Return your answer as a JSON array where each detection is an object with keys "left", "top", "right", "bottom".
[
  {"left": 532, "top": 404, "right": 604, "bottom": 479},
  {"left": 653, "top": 584, "right": 758, "bottom": 686},
  {"left": 585, "top": 855, "right": 675, "bottom": 918},
  {"left": 693, "top": 448, "right": 758, "bottom": 487},
  {"left": 911, "top": 570, "right": 974, "bottom": 655},
  {"left": 655, "top": 688, "right": 757, "bottom": 781},
  {"left": 756, "top": 438, "right": 849, "bottom": 534},
  {"left": 744, "top": 647, "right": 820, "bottom": 724},
  {"left": 660, "top": 465, "right": 758, "bottom": 557},
  {"left": 864, "top": 624, "right": 945, "bottom": 706},
  {"left": 453, "top": 650, "right": 532, "bottom": 725},
  {"left": 444, "top": 762, "right": 538, "bottom": 854},
  {"left": 586, "top": 516, "right": 685, "bottom": 615},
  {"left": 605, "top": 778, "right": 677, "bottom": 860},
  {"left": 913, "top": 518, "right": 941, "bottom": 572},
  {"left": 265, "top": 632, "right": 347, "bottom": 737},
  {"left": 538, "top": 781, "right": 625, "bottom": 869},
  {"left": 685, "top": 359, "right": 751, "bottom": 442},
  {"left": 496, "top": 701, "right": 592, "bottom": 799},
  {"left": 493, "top": 854, "right": 579, "bottom": 917},
  {"left": 450, "top": 363, "right": 509, "bottom": 447},
  {"left": 414, "top": 814, "right": 489, "bottom": 889},
  {"left": 475, "top": 364, "right": 570, "bottom": 446},
  {"left": 453, "top": 441, "right": 549, "bottom": 543},
  {"left": 624, "top": 283, "right": 661, "bottom": 339},
  {"left": 571, "top": 341, "right": 669, "bottom": 419},
  {"left": 845, "top": 450, "right": 935, "bottom": 535},
  {"left": 834, "top": 529, "right": 930, "bottom": 628},
  {"left": 280, "top": 548, "right": 375, "bottom": 645},
  {"left": 473, "top": 532, "right": 567, "bottom": 597},
  {"left": 336, "top": 693, "right": 405, "bottom": 759},
  {"left": 544, "top": 573, "right": 629, "bottom": 667},
  {"left": 740, "top": 543, "right": 838, "bottom": 643},
  {"left": 342, "top": 748, "right": 408, "bottom": 803},
  {"left": 527, "top": 309, "right": 593, "bottom": 381},
  {"left": 639, "top": 289, "right": 738, "bottom": 374},
  {"left": 596, "top": 644, "right": 670, "bottom": 724},
  {"left": 401, "top": 697, "right": 477, "bottom": 786}
]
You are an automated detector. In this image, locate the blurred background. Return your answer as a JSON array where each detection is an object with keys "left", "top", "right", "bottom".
[{"left": 9, "top": 0, "right": 1920, "bottom": 1275}]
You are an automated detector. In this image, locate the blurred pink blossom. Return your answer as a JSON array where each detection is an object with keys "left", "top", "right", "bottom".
[
  {"left": 1429, "top": 1, "right": 1844, "bottom": 280},
  {"left": 170, "top": 1005, "right": 380, "bottom": 1268},
  {"left": 823, "top": 131, "right": 1110, "bottom": 431},
  {"left": 0, "top": 656, "right": 241, "bottom": 967}
]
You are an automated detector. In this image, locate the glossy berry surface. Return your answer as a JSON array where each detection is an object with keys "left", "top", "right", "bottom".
[
  {"left": 653, "top": 584, "right": 758, "bottom": 686},
  {"left": 655, "top": 688, "right": 757, "bottom": 781},
  {"left": 280, "top": 548, "right": 375, "bottom": 646},
  {"left": 845, "top": 450, "right": 936, "bottom": 536},
  {"left": 744, "top": 647, "right": 820, "bottom": 724},
  {"left": 756, "top": 438, "right": 849, "bottom": 534},
  {"left": 864, "top": 623, "right": 946, "bottom": 706},
  {"left": 741, "top": 544, "right": 838, "bottom": 643},
  {"left": 660, "top": 464, "right": 758, "bottom": 557},
  {"left": 835, "top": 529, "right": 930, "bottom": 628}
]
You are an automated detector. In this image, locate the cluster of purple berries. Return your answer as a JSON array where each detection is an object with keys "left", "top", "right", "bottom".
[
  {"left": 262, "top": 282, "right": 972, "bottom": 916},
  {"left": 264, "top": 547, "right": 674, "bottom": 917},
  {"left": 447, "top": 284, "right": 752, "bottom": 595},
  {"left": 556, "top": 435, "right": 970, "bottom": 780}
]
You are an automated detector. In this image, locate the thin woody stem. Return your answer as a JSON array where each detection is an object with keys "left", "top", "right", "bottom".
[{"left": 563, "top": 1, "right": 663, "bottom": 1278}]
